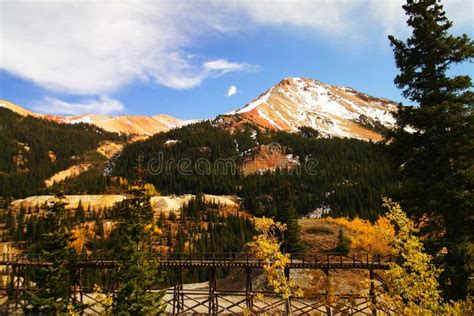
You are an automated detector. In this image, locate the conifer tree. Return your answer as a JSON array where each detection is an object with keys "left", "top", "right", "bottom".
[
  {"left": 74, "top": 200, "right": 85, "bottom": 223},
  {"left": 334, "top": 229, "right": 351, "bottom": 255},
  {"left": 278, "top": 183, "right": 304, "bottom": 253},
  {"left": 387, "top": 0, "right": 474, "bottom": 299},
  {"left": 24, "top": 194, "right": 77, "bottom": 314},
  {"left": 112, "top": 157, "right": 165, "bottom": 314},
  {"left": 6, "top": 209, "right": 16, "bottom": 238},
  {"left": 16, "top": 205, "right": 25, "bottom": 241}
]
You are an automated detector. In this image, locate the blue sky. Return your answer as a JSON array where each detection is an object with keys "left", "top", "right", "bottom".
[{"left": 0, "top": 0, "right": 472, "bottom": 119}]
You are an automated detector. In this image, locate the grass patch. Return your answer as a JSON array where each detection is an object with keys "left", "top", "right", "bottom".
[
  {"left": 84, "top": 150, "right": 107, "bottom": 162},
  {"left": 306, "top": 225, "right": 334, "bottom": 235}
]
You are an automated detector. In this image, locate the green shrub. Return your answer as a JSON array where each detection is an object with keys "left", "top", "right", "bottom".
[{"left": 334, "top": 229, "right": 351, "bottom": 254}]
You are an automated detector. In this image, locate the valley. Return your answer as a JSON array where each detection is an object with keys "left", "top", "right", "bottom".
[{"left": 0, "top": 72, "right": 471, "bottom": 314}]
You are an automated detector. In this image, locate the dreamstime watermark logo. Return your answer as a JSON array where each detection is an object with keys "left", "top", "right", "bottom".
[{"left": 146, "top": 142, "right": 324, "bottom": 177}]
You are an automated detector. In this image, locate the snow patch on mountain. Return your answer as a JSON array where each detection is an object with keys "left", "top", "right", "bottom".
[
  {"left": 235, "top": 88, "right": 273, "bottom": 114},
  {"left": 232, "top": 77, "right": 398, "bottom": 140}
]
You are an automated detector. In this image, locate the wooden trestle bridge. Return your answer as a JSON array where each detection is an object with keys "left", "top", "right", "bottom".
[{"left": 0, "top": 252, "right": 396, "bottom": 315}]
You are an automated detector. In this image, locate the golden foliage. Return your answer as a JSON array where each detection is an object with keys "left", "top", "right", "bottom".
[
  {"left": 92, "top": 284, "right": 113, "bottom": 315},
  {"left": 69, "top": 224, "right": 95, "bottom": 254},
  {"left": 324, "top": 216, "right": 394, "bottom": 254},
  {"left": 250, "top": 217, "right": 303, "bottom": 299},
  {"left": 129, "top": 183, "right": 159, "bottom": 196},
  {"left": 144, "top": 223, "right": 163, "bottom": 237},
  {"left": 373, "top": 198, "right": 473, "bottom": 315}
]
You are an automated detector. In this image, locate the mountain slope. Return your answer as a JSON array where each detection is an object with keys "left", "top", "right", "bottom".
[
  {"left": 0, "top": 106, "right": 127, "bottom": 198},
  {"left": 0, "top": 100, "right": 41, "bottom": 117},
  {"left": 0, "top": 100, "right": 193, "bottom": 136},
  {"left": 229, "top": 77, "right": 397, "bottom": 140}
]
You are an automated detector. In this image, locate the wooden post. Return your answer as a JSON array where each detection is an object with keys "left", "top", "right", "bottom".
[
  {"left": 370, "top": 269, "right": 377, "bottom": 316},
  {"left": 245, "top": 267, "right": 253, "bottom": 310},
  {"left": 14, "top": 265, "right": 20, "bottom": 308},
  {"left": 9, "top": 265, "right": 15, "bottom": 294},
  {"left": 172, "top": 267, "right": 184, "bottom": 315},
  {"left": 285, "top": 266, "right": 291, "bottom": 315},
  {"left": 70, "top": 266, "right": 77, "bottom": 305},
  {"left": 325, "top": 268, "right": 331, "bottom": 316},
  {"left": 208, "top": 267, "right": 217, "bottom": 315}
]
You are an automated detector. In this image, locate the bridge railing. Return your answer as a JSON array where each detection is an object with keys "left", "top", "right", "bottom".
[
  {"left": 288, "top": 252, "right": 394, "bottom": 265},
  {"left": 0, "top": 252, "right": 394, "bottom": 266}
]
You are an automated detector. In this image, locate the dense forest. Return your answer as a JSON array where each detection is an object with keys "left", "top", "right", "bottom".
[
  {"left": 113, "top": 121, "right": 397, "bottom": 220},
  {"left": 0, "top": 108, "right": 127, "bottom": 198}
]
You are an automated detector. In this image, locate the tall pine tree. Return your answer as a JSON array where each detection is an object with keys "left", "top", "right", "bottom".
[
  {"left": 112, "top": 156, "right": 165, "bottom": 314},
  {"left": 24, "top": 194, "right": 77, "bottom": 314},
  {"left": 387, "top": 0, "right": 474, "bottom": 299},
  {"left": 278, "top": 183, "right": 305, "bottom": 253}
]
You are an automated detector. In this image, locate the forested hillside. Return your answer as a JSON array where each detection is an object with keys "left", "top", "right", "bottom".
[
  {"left": 0, "top": 108, "right": 127, "bottom": 198},
  {"left": 4, "top": 194, "right": 254, "bottom": 285},
  {"left": 113, "top": 121, "right": 396, "bottom": 220},
  {"left": 0, "top": 105, "right": 396, "bottom": 221}
]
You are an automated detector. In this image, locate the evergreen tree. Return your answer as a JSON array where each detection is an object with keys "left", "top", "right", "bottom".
[
  {"left": 112, "top": 164, "right": 165, "bottom": 314},
  {"left": 278, "top": 183, "right": 305, "bottom": 253},
  {"left": 74, "top": 200, "right": 85, "bottom": 223},
  {"left": 16, "top": 205, "right": 26, "bottom": 242},
  {"left": 334, "top": 229, "right": 351, "bottom": 255},
  {"left": 6, "top": 209, "right": 16, "bottom": 238},
  {"left": 24, "top": 194, "right": 77, "bottom": 314},
  {"left": 387, "top": 0, "right": 474, "bottom": 299}
]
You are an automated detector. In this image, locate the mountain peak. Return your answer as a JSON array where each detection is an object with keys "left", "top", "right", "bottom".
[{"left": 230, "top": 77, "right": 397, "bottom": 140}]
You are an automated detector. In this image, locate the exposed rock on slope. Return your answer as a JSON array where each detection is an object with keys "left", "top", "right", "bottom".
[
  {"left": 96, "top": 141, "right": 124, "bottom": 159},
  {"left": 150, "top": 194, "right": 238, "bottom": 215},
  {"left": 241, "top": 144, "right": 300, "bottom": 176},
  {"left": 10, "top": 194, "right": 238, "bottom": 214},
  {"left": 44, "top": 163, "right": 93, "bottom": 187},
  {"left": 10, "top": 195, "right": 128, "bottom": 210},
  {"left": 229, "top": 77, "right": 397, "bottom": 140}
]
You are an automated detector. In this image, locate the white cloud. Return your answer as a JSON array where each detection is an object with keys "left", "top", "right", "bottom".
[
  {"left": 0, "top": 1, "right": 257, "bottom": 94},
  {"left": 233, "top": 0, "right": 472, "bottom": 35},
  {"left": 227, "top": 85, "right": 238, "bottom": 97},
  {"left": 0, "top": 0, "right": 471, "bottom": 96},
  {"left": 204, "top": 60, "right": 259, "bottom": 73},
  {"left": 154, "top": 58, "right": 260, "bottom": 90},
  {"left": 33, "top": 96, "right": 125, "bottom": 116},
  {"left": 366, "top": 0, "right": 473, "bottom": 36}
]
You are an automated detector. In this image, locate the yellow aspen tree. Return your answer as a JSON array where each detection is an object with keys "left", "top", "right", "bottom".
[
  {"left": 378, "top": 198, "right": 473, "bottom": 315},
  {"left": 249, "top": 217, "right": 303, "bottom": 312}
]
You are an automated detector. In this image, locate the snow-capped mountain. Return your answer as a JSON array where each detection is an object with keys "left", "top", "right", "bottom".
[
  {"left": 1, "top": 77, "right": 398, "bottom": 140},
  {"left": 0, "top": 100, "right": 195, "bottom": 136},
  {"left": 229, "top": 77, "right": 397, "bottom": 140}
]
